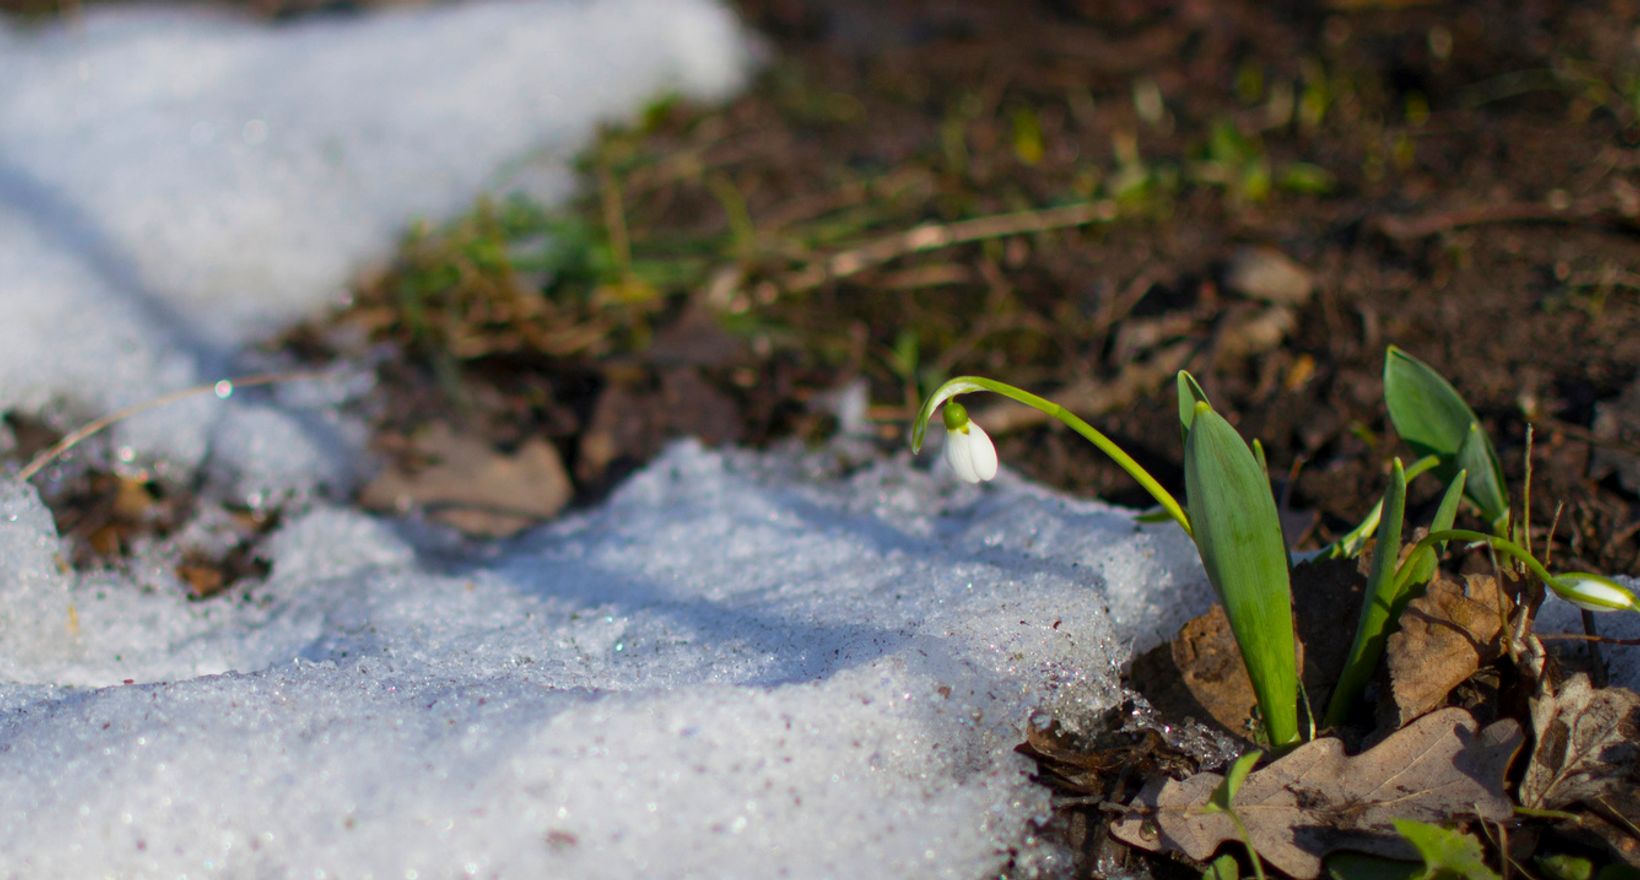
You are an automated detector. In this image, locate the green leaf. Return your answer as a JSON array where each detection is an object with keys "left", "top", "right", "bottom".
[
  {"left": 1328, "top": 852, "right": 1423, "bottom": 880},
  {"left": 1184, "top": 402, "right": 1299, "bottom": 747},
  {"left": 1539, "top": 856, "right": 1640, "bottom": 880},
  {"left": 1277, "top": 162, "right": 1335, "bottom": 195},
  {"left": 1453, "top": 422, "right": 1510, "bottom": 531},
  {"left": 1395, "top": 470, "right": 1467, "bottom": 594},
  {"left": 1383, "top": 347, "right": 1509, "bottom": 529},
  {"left": 1204, "top": 853, "right": 1243, "bottom": 880},
  {"left": 1178, "top": 370, "right": 1211, "bottom": 440},
  {"left": 1392, "top": 819, "right": 1500, "bottom": 880},
  {"left": 1537, "top": 854, "right": 1593, "bottom": 880},
  {"left": 1329, "top": 496, "right": 1383, "bottom": 559},
  {"left": 1325, "top": 457, "right": 1407, "bottom": 728},
  {"left": 1207, "top": 750, "right": 1263, "bottom": 813}
]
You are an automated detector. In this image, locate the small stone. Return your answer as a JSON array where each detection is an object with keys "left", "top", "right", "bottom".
[
  {"left": 1224, "top": 246, "right": 1315, "bottom": 306},
  {"left": 360, "top": 423, "right": 572, "bottom": 538}
]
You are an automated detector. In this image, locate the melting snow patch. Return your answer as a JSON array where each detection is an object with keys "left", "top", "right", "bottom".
[
  {"left": 0, "top": 442, "right": 1213, "bottom": 877},
  {"left": 0, "top": 0, "right": 754, "bottom": 487},
  {"left": 1536, "top": 586, "right": 1640, "bottom": 689}
]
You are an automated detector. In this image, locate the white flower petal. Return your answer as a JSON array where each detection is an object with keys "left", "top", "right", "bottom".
[
  {"left": 966, "top": 423, "right": 998, "bottom": 481},
  {"left": 944, "top": 423, "right": 997, "bottom": 483}
]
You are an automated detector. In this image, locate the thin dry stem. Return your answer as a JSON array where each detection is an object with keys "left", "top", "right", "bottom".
[
  {"left": 16, "top": 369, "right": 334, "bottom": 482},
  {"left": 1537, "top": 632, "right": 1640, "bottom": 647},
  {"left": 780, "top": 200, "right": 1117, "bottom": 293}
]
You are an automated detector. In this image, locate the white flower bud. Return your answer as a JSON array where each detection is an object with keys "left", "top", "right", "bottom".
[
  {"left": 942, "top": 402, "right": 997, "bottom": 484},
  {"left": 1550, "top": 572, "right": 1638, "bottom": 612}
]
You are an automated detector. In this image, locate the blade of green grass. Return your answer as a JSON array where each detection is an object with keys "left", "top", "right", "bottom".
[{"left": 1324, "top": 457, "right": 1407, "bottom": 728}]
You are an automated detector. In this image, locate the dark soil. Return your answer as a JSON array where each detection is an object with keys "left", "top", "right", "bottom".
[
  {"left": 301, "top": 0, "right": 1640, "bottom": 574},
  {"left": 727, "top": 0, "right": 1640, "bottom": 574}
]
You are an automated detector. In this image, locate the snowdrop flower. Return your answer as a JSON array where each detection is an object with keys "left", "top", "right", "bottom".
[
  {"left": 1550, "top": 572, "right": 1638, "bottom": 612},
  {"left": 942, "top": 401, "right": 997, "bottom": 484}
]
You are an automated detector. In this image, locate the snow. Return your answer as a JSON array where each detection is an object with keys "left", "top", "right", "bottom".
[
  {"left": 0, "top": 445, "right": 1214, "bottom": 876},
  {"left": 1537, "top": 582, "right": 1640, "bottom": 689},
  {"left": 0, "top": 1, "right": 1633, "bottom": 876}
]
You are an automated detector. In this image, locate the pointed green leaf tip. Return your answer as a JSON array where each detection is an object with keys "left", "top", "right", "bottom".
[
  {"left": 1383, "top": 346, "right": 1509, "bottom": 529},
  {"left": 1184, "top": 402, "right": 1298, "bottom": 747},
  {"left": 1207, "top": 750, "right": 1262, "bottom": 813},
  {"left": 1177, "top": 370, "right": 1211, "bottom": 440},
  {"left": 1201, "top": 854, "right": 1242, "bottom": 880}
]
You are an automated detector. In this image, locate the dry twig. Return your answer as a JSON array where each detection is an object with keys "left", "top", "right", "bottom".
[
  {"left": 779, "top": 201, "right": 1117, "bottom": 294},
  {"left": 16, "top": 369, "right": 334, "bottom": 482}
]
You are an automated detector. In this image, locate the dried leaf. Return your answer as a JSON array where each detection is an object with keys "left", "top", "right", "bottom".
[
  {"left": 1215, "top": 305, "right": 1297, "bottom": 363},
  {"left": 1015, "top": 716, "right": 1195, "bottom": 799},
  {"left": 1109, "top": 708, "right": 1521, "bottom": 879},
  {"left": 361, "top": 423, "right": 572, "bottom": 537},
  {"left": 1520, "top": 674, "right": 1640, "bottom": 811},
  {"left": 1130, "top": 557, "right": 1357, "bottom": 741},
  {"left": 1386, "top": 574, "right": 1512, "bottom": 726},
  {"left": 1161, "top": 603, "right": 1266, "bottom": 738}
]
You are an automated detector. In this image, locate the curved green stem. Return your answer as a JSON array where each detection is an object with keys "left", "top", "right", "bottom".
[
  {"left": 1229, "top": 812, "right": 1269, "bottom": 880},
  {"left": 912, "top": 376, "right": 1192, "bottom": 537},
  {"left": 1407, "top": 529, "right": 1557, "bottom": 586}
]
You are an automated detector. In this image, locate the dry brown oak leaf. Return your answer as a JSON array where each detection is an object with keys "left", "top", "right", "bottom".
[
  {"left": 1109, "top": 707, "right": 1521, "bottom": 879},
  {"left": 1386, "top": 573, "right": 1512, "bottom": 727},
  {"left": 1521, "top": 673, "right": 1640, "bottom": 812}
]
